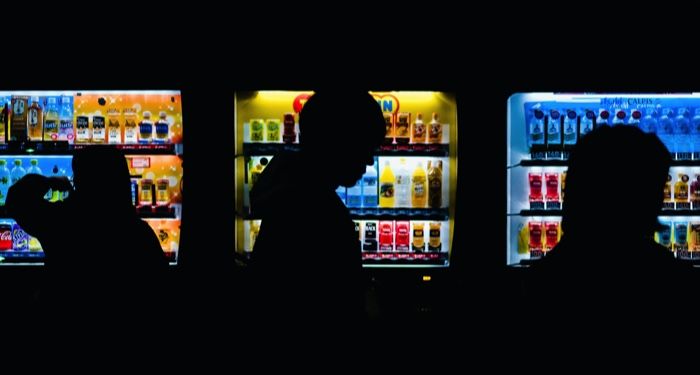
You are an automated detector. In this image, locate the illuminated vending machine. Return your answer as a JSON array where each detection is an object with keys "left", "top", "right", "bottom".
[
  {"left": 235, "top": 91, "right": 458, "bottom": 268},
  {"left": 0, "top": 91, "right": 183, "bottom": 265},
  {"left": 507, "top": 93, "right": 700, "bottom": 266}
]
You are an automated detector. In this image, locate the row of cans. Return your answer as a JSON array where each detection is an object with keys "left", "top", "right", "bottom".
[
  {"left": 354, "top": 220, "right": 443, "bottom": 252},
  {"left": 0, "top": 221, "right": 39, "bottom": 252}
]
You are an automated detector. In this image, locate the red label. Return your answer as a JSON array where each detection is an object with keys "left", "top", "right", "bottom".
[
  {"left": 0, "top": 226, "right": 12, "bottom": 250},
  {"left": 292, "top": 94, "right": 312, "bottom": 113}
]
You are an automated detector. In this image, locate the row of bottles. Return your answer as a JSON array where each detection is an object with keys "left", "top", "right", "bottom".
[
  {"left": 519, "top": 220, "right": 561, "bottom": 259},
  {"left": 526, "top": 103, "right": 700, "bottom": 160},
  {"left": 248, "top": 114, "right": 297, "bottom": 144},
  {"left": 1, "top": 95, "right": 173, "bottom": 144},
  {"left": 246, "top": 156, "right": 446, "bottom": 210},
  {"left": 528, "top": 171, "right": 566, "bottom": 210},
  {"left": 340, "top": 158, "right": 444, "bottom": 209},
  {"left": 656, "top": 219, "right": 700, "bottom": 259},
  {"left": 384, "top": 112, "right": 443, "bottom": 145},
  {"left": 0, "top": 159, "right": 69, "bottom": 205}
]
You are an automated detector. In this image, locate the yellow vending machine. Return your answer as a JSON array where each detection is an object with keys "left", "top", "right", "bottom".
[{"left": 235, "top": 91, "right": 457, "bottom": 268}]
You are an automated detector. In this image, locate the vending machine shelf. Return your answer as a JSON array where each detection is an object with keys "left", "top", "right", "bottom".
[
  {"left": 517, "top": 159, "right": 569, "bottom": 167},
  {"left": 241, "top": 207, "right": 449, "bottom": 221},
  {"left": 241, "top": 143, "right": 449, "bottom": 157},
  {"left": 361, "top": 251, "right": 448, "bottom": 265},
  {"left": 518, "top": 209, "right": 700, "bottom": 217},
  {"left": 137, "top": 207, "right": 177, "bottom": 219},
  {"left": 0, "top": 251, "right": 45, "bottom": 264},
  {"left": 349, "top": 208, "right": 449, "bottom": 220},
  {"left": 518, "top": 210, "right": 563, "bottom": 216},
  {"left": 0, "top": 142, "right": 180, "bottom": 156},
  {"left": 518, "top": 159, "right": 700, "bottom": 168}
]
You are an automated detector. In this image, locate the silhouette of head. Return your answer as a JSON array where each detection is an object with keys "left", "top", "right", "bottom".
[
  {"left": 562, "top": 125, "right": 671, "bottom": 240},
  {"left": 72, "top": 146, "right": 132, "bottom": 209},
  {"left": 299, "top": 91, "right": 385, "bottom": 187}
]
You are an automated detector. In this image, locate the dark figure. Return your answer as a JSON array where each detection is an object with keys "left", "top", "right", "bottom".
[
  {"left": 6, "top": 147, "right": 167, "bottom": 330},
  {"left": 249, "top": 91, "right": 384, "bottom": 331},
  {"left": 525, "top": 125, "right": 694, "bottom": 326}
]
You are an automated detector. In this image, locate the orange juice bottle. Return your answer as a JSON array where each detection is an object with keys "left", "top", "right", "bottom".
[
  {"left": 379, "top": 160, "right": 395, "bottom": 207},
  {"left": 411, "top": 161, "right": 427, "bottom": 207}
]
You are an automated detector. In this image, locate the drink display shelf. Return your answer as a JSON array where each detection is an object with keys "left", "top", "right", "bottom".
[
  {"left": 0, "top": 251, "right": 45, "bottom": 264},
  {"left": 241, "top": 142, "right": 449, "bottom": 157},
  {"left": 361, "top": 251, "right": 448, "bottom": 266},
  {"left": 0, "top": 142, "right": 180, "bottom": 155},
  {"left": 0, "top": 206, "right": 177, "bottom": 219},
  {"left": 517, "top": 209, "right": 700, "bottom": 217},
  {"left": 241, "top": 207, "right": 449, "bottom": 221},
  {"left": 517, "top": 159, "right": 700, "bottom": 167}
]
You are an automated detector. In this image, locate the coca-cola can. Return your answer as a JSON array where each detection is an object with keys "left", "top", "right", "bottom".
[{"left": 0, "top": 223, "right": 12, "bottom": 251}]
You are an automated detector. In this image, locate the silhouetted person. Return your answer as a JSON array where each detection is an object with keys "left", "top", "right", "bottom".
[
  {"left": 6, "top": 146, "right": 167, "bottom": 331},
  {"left": 248, "top": 91, "right": 384, "bottom": 332},
  {"left": 525, "top": 125, "right": 694, "bottom": 327}
]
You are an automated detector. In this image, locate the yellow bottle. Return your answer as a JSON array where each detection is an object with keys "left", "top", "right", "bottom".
[
  {"left": 107, "top": 108, "right": 121, "bottom": 144},
  {"left": 428, "top": 222, "right": 441, "bottom": 251},
  {"left": 412, "top": 222, "right": 425, "bottom": 252},
  {"left": 249, "top": 221, "right": 260, "bottom": 251},
  {"left": 664, "top": 174, "right": 673, "bottom": 202},
  {"left": 411, "top": 161, "right": 427, "bottom": 208},
  {"left": 675, "top": 173, "right": 689, "bottom": 203},
  {"left": 379, "top": 160, "right": 395, "bottom": 207},
  {"left": 561, "top": 170, "right": 567, "bottom": 201},
  {"left": 43, "top": 97, "right": 59, "bottom": 141}
]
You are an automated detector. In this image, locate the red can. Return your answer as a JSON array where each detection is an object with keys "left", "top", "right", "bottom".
[
  {"left": 0, "top": 224, "right": 13, "bottom": 251},
  {"left": 379, "top": 221, "right": 394, "bottom": 252}
]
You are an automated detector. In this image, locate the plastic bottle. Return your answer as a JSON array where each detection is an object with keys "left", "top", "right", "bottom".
[
  {"left": 43, "top": 97, "right": 59, "bottom": 141},
  {"left": 362, "top": 163, "right": 378, "bottom": 208},
  {"left": 10, "top": 159, "right": 25, "bottom": 185},
  {"left": 394, "top": 158, "right": 411, "bottom": 208},
  {"left": 411, "top": 161, "right": 427, "bottom": 208},
  {"left": 378, "top": 160, "right": 395, "bottom": 208},
  {"left": 0, "top": 160, "right": 10, "bottom": 205}
]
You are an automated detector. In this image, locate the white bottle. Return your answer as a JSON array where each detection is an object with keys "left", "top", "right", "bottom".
[
  {"left": 394, "top": 158, "right": 411, "bottom": 207},
  {"left": 0, "top": 160, "right": 11, "bottom": 205},
  {"left": 10, "top": 159, "right": 25, "bottom": 185},
  {"left": 362, "top": 164, "right": 378, "bottom": 208}
]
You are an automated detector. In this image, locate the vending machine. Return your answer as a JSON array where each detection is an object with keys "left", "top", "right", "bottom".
[
  {"left": 235, "top": 91, "right": 458, "bottom": 268},
  {"left": 507, "top": 93, "right": 700, "bottom": 266},
  {"left": 0, "top": 90, "right": 183, "bottom": 265}
]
